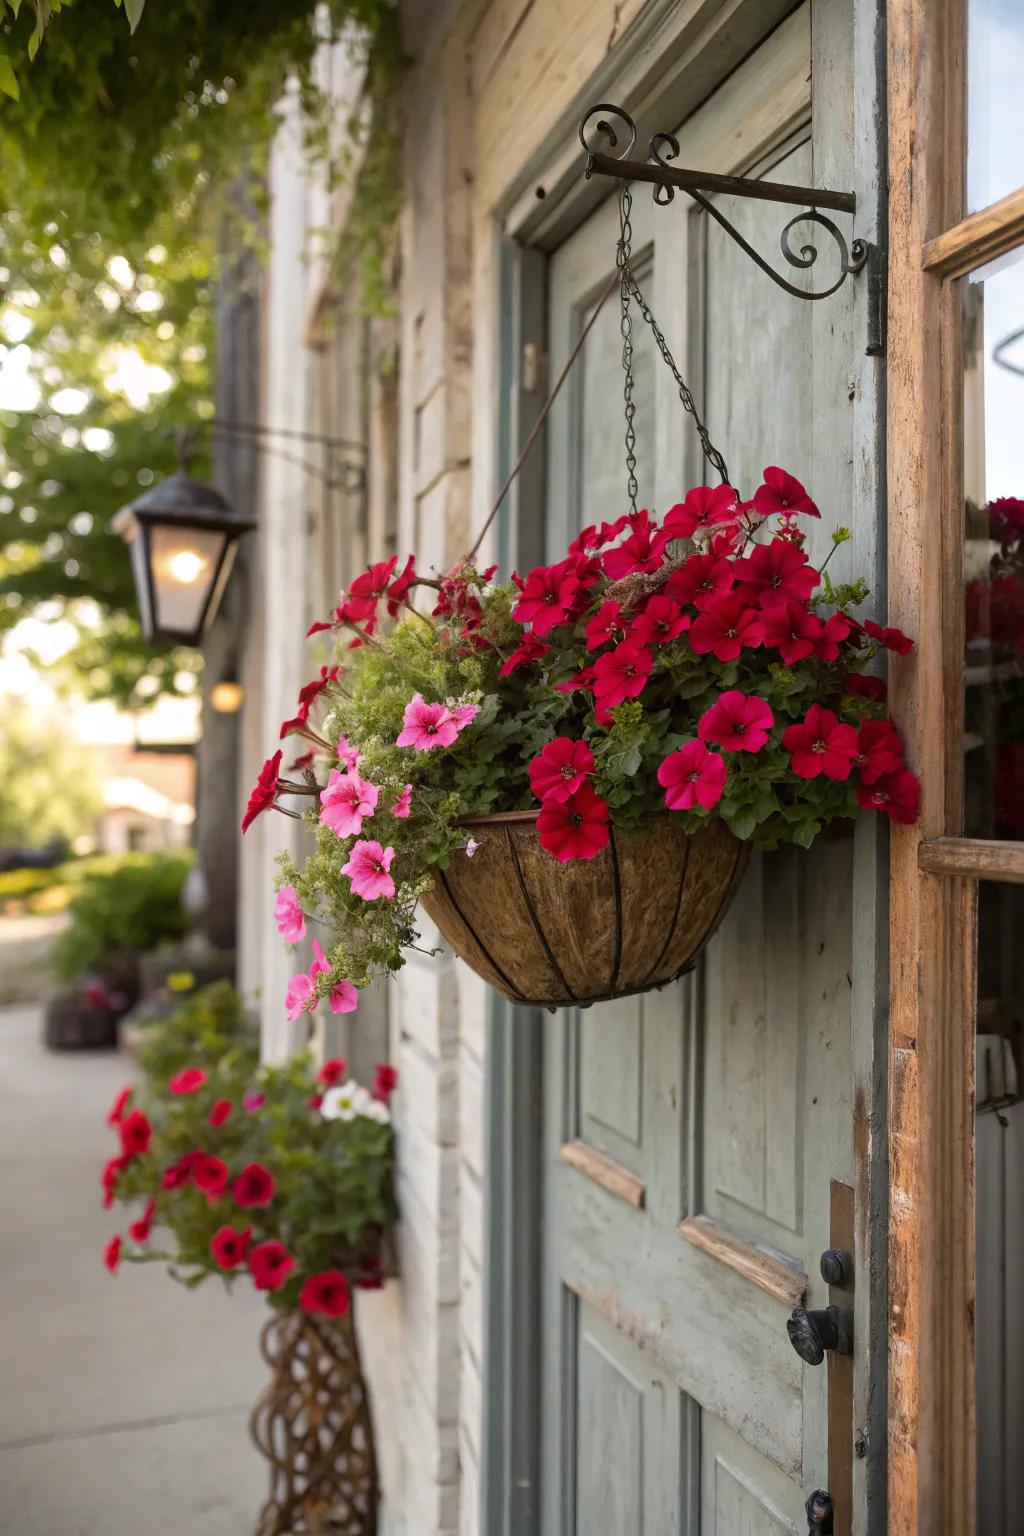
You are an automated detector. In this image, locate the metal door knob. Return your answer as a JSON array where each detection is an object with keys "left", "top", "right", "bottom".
[
  {"left": 806, "top": 1489, "right": 834, "bottom": 1532},
  {"left": 787, "top": 1305, "right": 853, "bottom": 1365}
]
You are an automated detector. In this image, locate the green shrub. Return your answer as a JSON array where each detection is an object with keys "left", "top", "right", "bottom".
[
  {"left": 136, "top": 979, "right": 259, "bottom": 1088},
  {"left": 50, "top": 851, "right": 193, "bottom": 981}
]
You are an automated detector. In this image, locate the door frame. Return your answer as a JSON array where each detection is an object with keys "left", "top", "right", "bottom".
[
  {"left": 886, "top": 1, "right": 1024, "bottom": 1530},
  {"left": 479, "top": 2, "right": 890, "bottom": 1530}
]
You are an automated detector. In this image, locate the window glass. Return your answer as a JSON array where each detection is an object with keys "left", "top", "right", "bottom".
[
  {"left": 975, "top": 885, "right": 1024, "bottom": 1531},
  {"left": 968, "top": 0, "right": 1024, "bottom": 212},
  {"left": 963, "top": 246, "right": 1024, "bottom": 838}
]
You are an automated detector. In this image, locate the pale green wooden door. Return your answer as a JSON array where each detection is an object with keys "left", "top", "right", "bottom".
[{"left": 538, "top": 9, "right": 876, "bottom": 1533}]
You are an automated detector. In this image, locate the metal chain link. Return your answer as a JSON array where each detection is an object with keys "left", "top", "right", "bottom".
[
  {"left": 616, "top": 185, "right": 639, "bottom": 514},
  {"left": 615, "top": 183, "right": 732, "bottom": 493}
]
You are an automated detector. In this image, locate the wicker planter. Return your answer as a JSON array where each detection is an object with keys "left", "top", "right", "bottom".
[
  {"left": 43, "top": 990, "right": 118, "bottom": 1050},
  {"left": 251, "top": 1307, "right": 379, "bottom": 1536},
  {"left": 420, "top": 811, "right": 748, "bottom": 1010}
]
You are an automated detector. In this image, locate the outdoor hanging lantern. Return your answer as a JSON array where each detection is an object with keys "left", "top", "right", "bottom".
[{"left": 113, "top": 470, "right": 256, "bottom": 646}]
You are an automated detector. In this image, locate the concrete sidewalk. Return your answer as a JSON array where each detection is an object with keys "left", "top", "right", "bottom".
[{"left": 0, "top": 1007, "right": 268, "bottom": 1536}]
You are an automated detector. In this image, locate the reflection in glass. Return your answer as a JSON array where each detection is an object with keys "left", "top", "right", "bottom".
[
  {"left": 968, "top": 0, "right": 1024, "bottom": 212},
  {"left": 963, "top": 247, "right": 1024, "bottom": 839},
  {"left": 975, "top": 885, "right": 1024, "bottom": 1532}
]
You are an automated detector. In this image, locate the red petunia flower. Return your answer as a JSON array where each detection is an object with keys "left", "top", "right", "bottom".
[
  {"left": 169, "top": 1067, "right": 207, "bottom": 1096},
  {"left": 373, "top": 1063, "right": 398, "bottom": 1103},
  {"left": 104, "top": 1235, "right": 122, "bottom": 1274},
  {"left": 208, "top": 1100, "right": 232, "bottom": 1128},
  {"left": 752, "top": 466, "right": 820, "bottom": 520},
  {"left": 385, "top": 554, "right": 418, "bottom": 617},
  {"left": 249, "top": 1240, "right": 296, "bottom": 1292},
  {"left": 102, "top": 1154, "right": 129, "bottom": 1210},
  {"left": 511, "top": 559, "right": 584, "bottom": 636},
  {"left": 528, "top": 738, "right": 595, "bottom": 804},
  {"left": 855, "top": 769, "right": 920, "bottom": 824},
  {"left": 844, "top": 673, "right": 887, "bottom": 702},
  {"left": 665, "top": 553, "right": 734, "bottom": 610},
  {"left": 631, "top": 595, "right": 690, "bottom": 647},
  {"left": 661, "top": 484, "right": 740, "bottom": 541},
  {"left": 689, "top": 596, "right": 764, "bottom": 662},
  {"left": 349, "top": 555, "right": 399, "bottom": 604},
  {"left": 210, "top": 1225, "right": 252, "bottom": 1271},
  {"left": 233, "top": 1163, "right": 276, "bottom": 1209},
  {"left": 601, "top": 510, "right": 670, "bottom": 579},
  {"left": 585, "top": 599, "right": 628, "bottom": 651},
  {"left": 816, "top": 611, "right": 853, "bottom": 661},
  {"left": 853, "top": 720, "right": 905, "bottom": 784},
  {"left": 317, "top": 1057, "right": 348, "bottom": 1087},
  {"left": 161, "top": 1153, "right": 196, "bottom": 1190},
  {"left": 760, "top": 601, "right": 825, "bottom": 664},
  {"left": 733, "top": 539, "right": 819, "bottom": 609},
  {"left": 119, "top": 1109, "right": 152, "bottom": 1158},
  {"left": 988, "top": 496, "right": 1024, "bottom": 542},
  {"left": 241, "top": 750, "right": 283, "bottom": 834},
  {"left": 555, "top": 664, "right": 595, "bottom": 697},
  {"left": 783, "top": 704, "right": 860, "bottom": 780},
  {"left": 698, "top": 691, "right": 774, "bottom": 753},
  {"left": 498, "top": 633, "right": 551, "bottom": 676},
  {"left": 657, "top": 740, "right": 726, "bottom": 811},
  {"left": 299, "top": 1269, "right": 351, "bottom": 1318},
  {"left": 308, "top": 1093, "right": 323, "bottom": 1110},
  {"left": 106, "top": 1085, "right": 133, "bottom": 1127},
  {"left": 129, "top": 1198, "right": 157, "bottom": 1244},
  {"left": 864, "top": 619, "right": 914, "bottom": 656},
  {"left": 536, "top": 781, "right": 610, "bottom": 862},
  {"left": 591, "top": 639, "right": 654, "bottom": 713},
  {"left": 191, "top": 1152, "right": 229, "bottom": 1197}
]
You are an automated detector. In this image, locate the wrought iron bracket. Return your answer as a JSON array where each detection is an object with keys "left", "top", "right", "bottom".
[{"left": 579, "top": 103, "right": 871, "bottom": 305}]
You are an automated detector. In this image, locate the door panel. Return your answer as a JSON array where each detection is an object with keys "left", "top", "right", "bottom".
[{"left": 538, "top": 7, "right": 861, "bottom": 1532}]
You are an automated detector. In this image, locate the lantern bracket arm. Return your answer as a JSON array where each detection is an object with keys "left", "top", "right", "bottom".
[
  {"left": 579, "top": 103, "right": 870, "bottom": 303},
  {"left": 179, "top": 418, "right": 367, "bottom": 494}
]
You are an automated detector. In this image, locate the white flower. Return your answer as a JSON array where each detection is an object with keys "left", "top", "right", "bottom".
[
  {"left": 362, "top": 1098, "right": 391, "bottom": 1124},
  {"left": 465, "top": 839, "right": 479, "bottom": 858},
  {"left": 321, "top": 1080, "right": 372, "bottom": 1121}
]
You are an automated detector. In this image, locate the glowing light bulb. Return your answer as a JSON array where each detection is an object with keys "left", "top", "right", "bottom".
[{"left": 166, "top": 549, "right": 207, "bottom": 584}]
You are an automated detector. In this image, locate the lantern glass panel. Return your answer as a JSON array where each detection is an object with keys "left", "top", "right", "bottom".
[{"left": 149, "top": 523, "right": 227, "bottom": 636}]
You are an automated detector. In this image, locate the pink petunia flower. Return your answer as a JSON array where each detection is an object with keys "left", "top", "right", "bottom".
[
  {"left": 286, "top": 939, "right": 358, "bottom": 1020},
  {"left": 396, "top": 695, "right": 459, "bottom": 750},
  {"left": 391, "top": 784, "right": 413, "bottom": 819},
  {"left": 336, "top": 736, "right": 361, "bottom": 770},
  {"left": 320, "top": 769, "right": 380, "bottom": 839},
  {"left": 448, "top": 702, "right": 480, "bottom": 732},
  {"left": 341, "top": 840, "right": 397, "bottom": 901},
  {"left": 698, "top": 691, "right": 775, "bottom": 753},
  {"left": 274, "top": 885, "right": 306, "bottom": 944},
  {"left": 657, "top": 741, "right": 727, "bottom": 811}
]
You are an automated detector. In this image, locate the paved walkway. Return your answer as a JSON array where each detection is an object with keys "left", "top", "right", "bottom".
[{"left": 0, "top": 1007, "right": 268, "bottom": 1536}]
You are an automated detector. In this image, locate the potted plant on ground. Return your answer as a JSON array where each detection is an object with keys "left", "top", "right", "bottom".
[
  {"left": 244, "top": 468, "right": 919, "bottom": 1011},
  {"left": 102, "top": 981, "right": 397, "bottom": 1536}
]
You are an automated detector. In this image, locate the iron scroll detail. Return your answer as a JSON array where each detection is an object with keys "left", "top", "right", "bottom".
[{"left": 579, "top": 103, "right": 870, "bottom": 303}]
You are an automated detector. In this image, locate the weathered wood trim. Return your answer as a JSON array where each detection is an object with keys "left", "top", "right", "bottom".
[
  {"left": 677, "top": 1214, "right": 806, "bottom": 1307},
  {"left": 559, "top": 1139, "right": 646, "bottom": 1208},
  {"left": 887, "top": 0, "right": 978, "bottom": 1530},
  {"left": 922, "top": 185, "right": 1024, "bottom": 277},
  {"left": 918, "top": 837, "right": 1024, "bottom": 884}
]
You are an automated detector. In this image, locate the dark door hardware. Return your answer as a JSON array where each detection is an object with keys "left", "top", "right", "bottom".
[
  {"left": 787, "top": 1305, "right": 854, "bottom": 1365},
  {"left": 819, "top": 1247, "right": 854, "bottom": 1288},
  {"left": 806, "top": 1489, "right": 835, "bottom": 1533},
  {"left": 578, "top": 103, "right": 871, "bottom": 305}
]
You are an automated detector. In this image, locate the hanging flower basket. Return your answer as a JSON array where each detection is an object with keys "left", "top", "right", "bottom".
[{"left": 420, "top": 810, "right": 747, "bottom": 1009}]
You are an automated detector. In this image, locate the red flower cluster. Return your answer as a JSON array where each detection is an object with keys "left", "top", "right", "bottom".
[
  {"left": 307, "top": 555, "right": 420, "bottom": 641},
  {"left": 527, "top": 738, "right": 610, "bottom": 861}
]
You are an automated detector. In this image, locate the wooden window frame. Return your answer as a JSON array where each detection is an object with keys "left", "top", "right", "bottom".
[{"left": 887, "top": 2, "right": 1024, "bottom": 1530}]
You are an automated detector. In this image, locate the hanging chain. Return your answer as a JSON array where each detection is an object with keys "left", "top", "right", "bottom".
[
  {"left": 615, "top": 185, "right": 731, "bottom": 493},
  {"left": 616, "top": 185, "right": 639, "bottom": 514}
]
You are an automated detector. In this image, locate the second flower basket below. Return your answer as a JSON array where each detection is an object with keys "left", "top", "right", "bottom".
[{"left": 419, "top": 811, "right": 748, "bottom": 1010}]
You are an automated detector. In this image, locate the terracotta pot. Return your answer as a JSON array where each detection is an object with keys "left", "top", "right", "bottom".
[{"left": 419, "top": 811, "right": 748, "bottom": 1010}]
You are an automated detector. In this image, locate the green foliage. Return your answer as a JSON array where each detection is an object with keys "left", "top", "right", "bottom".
[
  {"left": 0, "top": 0, "right": 403, "bottom": 700},
  {"left": 0, "top": 697, "right": 100, "bottom": 847},
  {"left": 136, "top": 978, "right": 259, "bottom": 1090},
  {"left": 51, "top": 850, "right": 192, "bottom": 979},
  {"left": 107, "top": 983, "right": 397, "bottom": 1304}
]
